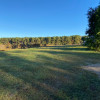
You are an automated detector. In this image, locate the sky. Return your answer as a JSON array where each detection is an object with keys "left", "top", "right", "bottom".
[{"left": 0, "top": 0, "right": 99, "bottom": 37}]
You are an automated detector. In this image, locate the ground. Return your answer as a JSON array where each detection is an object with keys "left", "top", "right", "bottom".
[
  {"left": 83, "top": 64, "right": 100, "bottom": 78},
  {"left": 0, "top": 45, "right": 100, "bottom": 100}
]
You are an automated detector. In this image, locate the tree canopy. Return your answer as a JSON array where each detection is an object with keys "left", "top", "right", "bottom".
[
  {"left": 0, "top": 35, "right": 83, "bottom": 49},
  {"left": 86, "top": 5, "right": 100, "bottom": 50}
]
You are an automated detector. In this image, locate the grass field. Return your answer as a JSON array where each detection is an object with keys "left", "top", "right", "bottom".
[{"left": 0, "top": 45, "right": 100, "bottom": 100}]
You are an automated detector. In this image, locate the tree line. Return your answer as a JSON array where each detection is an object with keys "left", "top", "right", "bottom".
[{"left": 0, "top": 35, "right": 83, "bottom": 49}]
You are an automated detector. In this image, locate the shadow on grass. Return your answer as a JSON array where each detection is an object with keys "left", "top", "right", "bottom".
[
  {"left": 0, "top": 48, "right": 100, "bottom": 100},
  {"left": 41, "top": 45, "right": 90, "bottom": 51}
]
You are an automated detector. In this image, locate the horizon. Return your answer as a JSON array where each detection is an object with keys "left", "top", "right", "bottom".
[
  {"left": 0, "top": 35, "right": 85, "bottom": 38},
  {"left": 0, "top": 0, "right": 99, "bottom": 38}
]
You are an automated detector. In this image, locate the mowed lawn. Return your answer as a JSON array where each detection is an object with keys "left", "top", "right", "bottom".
[{"left": 0, "top": 45, "right": 100, "bottom": 100}]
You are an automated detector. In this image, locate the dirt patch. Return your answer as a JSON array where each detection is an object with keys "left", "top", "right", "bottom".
[{"left": 83, "top": 64, "right": 100, "bottom": 78}]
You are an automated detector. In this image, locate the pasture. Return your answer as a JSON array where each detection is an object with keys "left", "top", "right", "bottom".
[{"left": 0, "top": 45, "right": 100, "bottom": 100}]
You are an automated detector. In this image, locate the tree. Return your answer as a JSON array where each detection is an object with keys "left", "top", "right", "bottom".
[
  {"left": 46, "top": 37, "right": 51, "bottom": 44},
  {"left": 65, "top": 36, "right": 72, "bottom": 45},
  {"left": 86, "top": 5, "right": 100, "bottom": 50},
  {"left": 74, "top": 35, "right": 82, "bottom": 45}
]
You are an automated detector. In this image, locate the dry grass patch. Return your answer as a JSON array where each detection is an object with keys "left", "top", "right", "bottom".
[{"left": 83, "top": 63, "right": 100, "bottom": 78}]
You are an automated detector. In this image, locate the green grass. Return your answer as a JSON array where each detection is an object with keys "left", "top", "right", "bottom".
[{"left": 0, "top": 45, "right": 100, "bottom": 100}]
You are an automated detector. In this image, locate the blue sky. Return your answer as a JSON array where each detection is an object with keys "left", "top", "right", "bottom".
[{"left": 0, "top": 0, "right": 99, "bottom": 37}]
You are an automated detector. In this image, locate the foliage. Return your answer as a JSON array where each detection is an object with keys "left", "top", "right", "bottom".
[
  {"left": 86, "top": 5, "right": 100, "bottom": 51},
  {"left": 0, "top": 36, "right": 83, "bottom": 49}
]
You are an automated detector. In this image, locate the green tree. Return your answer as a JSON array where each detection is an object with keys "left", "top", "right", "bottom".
[
  {"left": 86, "top": 5, "right": 100, "bottom": 50},
  {"left": 74, "top": 35, "right": 82, "bottom": 45},
  {"left": 65, "top": 36, "right": 72, "bottom": 45}
]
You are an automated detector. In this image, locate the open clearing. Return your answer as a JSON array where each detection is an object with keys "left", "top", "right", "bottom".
[
  {"left": 0, "top": 45, "right": 100, "bottom": 100},
  {"left": 83, "top": 64, "right": 100, "bottom": 78}
]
